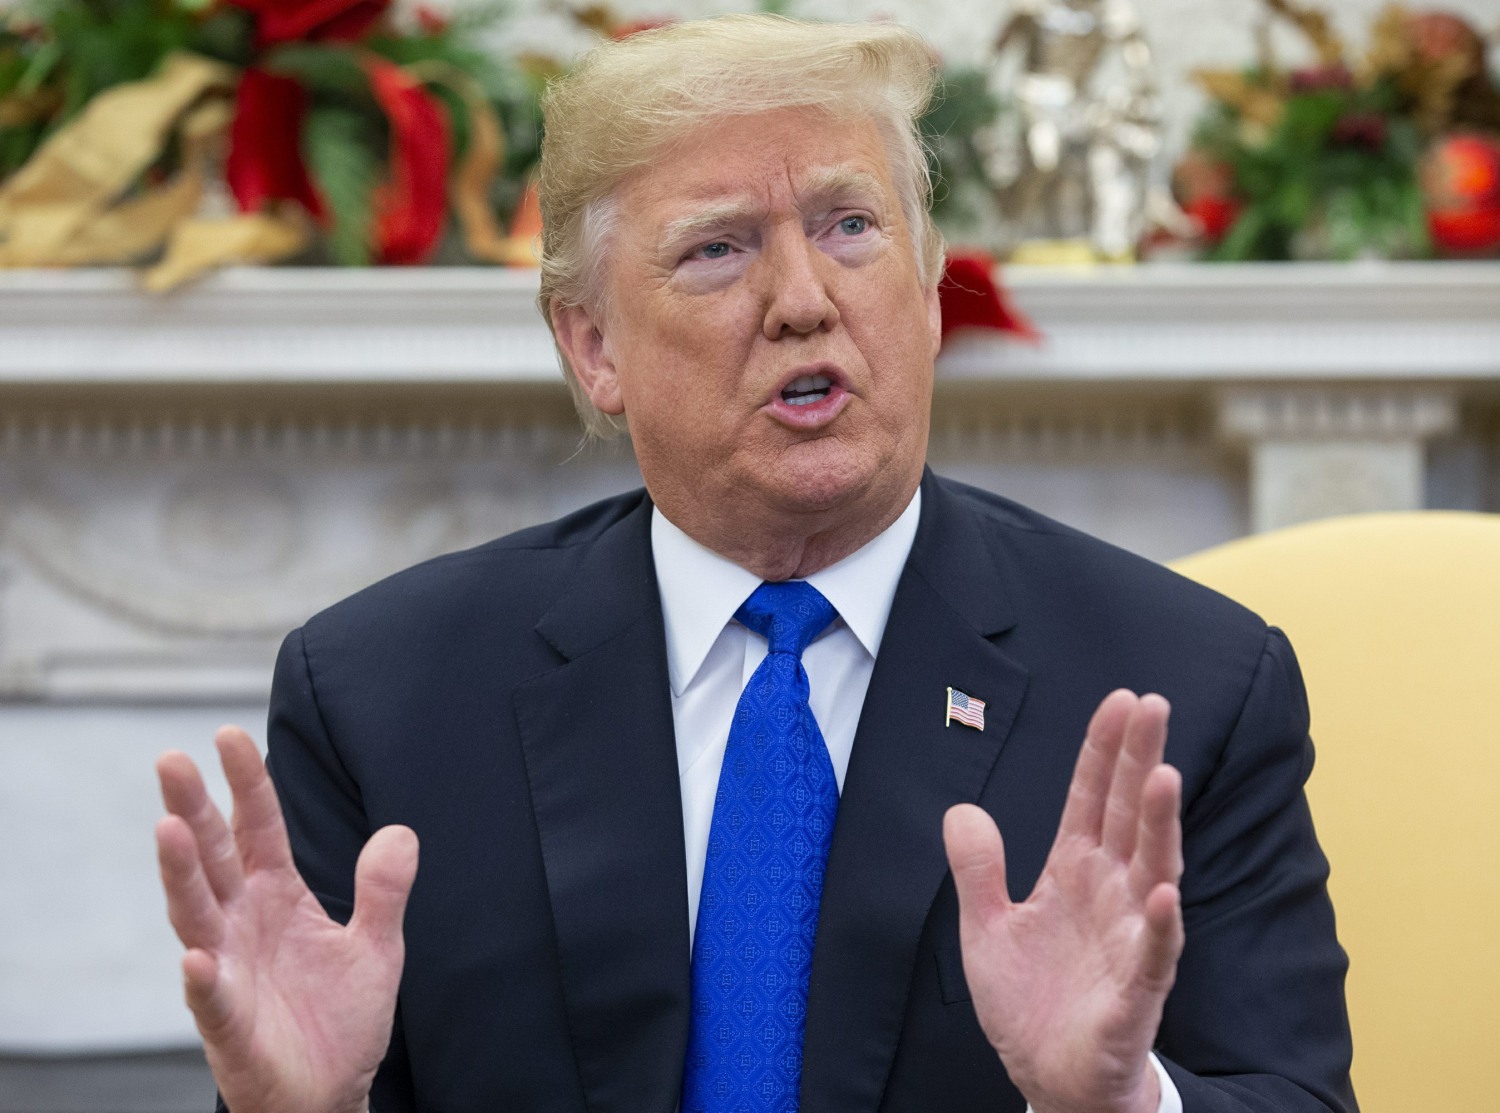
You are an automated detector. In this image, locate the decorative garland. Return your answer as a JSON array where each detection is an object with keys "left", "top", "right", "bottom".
[
  {"left": 1, "top": 2, "right": 1019, "bottom": 287},
  {"left": 0, "top": 0, "right": 542, "bottom": 285},
  {"left": 1177, "top": 0, "right": 1500, "bottom": 259}
]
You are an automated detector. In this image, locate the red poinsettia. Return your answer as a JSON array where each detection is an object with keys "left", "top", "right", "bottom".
[{"left": 228, "top": 0, "right": 391, "bottom": 47}]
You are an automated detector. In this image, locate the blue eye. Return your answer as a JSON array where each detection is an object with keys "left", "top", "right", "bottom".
[
  {"left": 839, "top": 216, "right": 868, "bottom": 235},
  {"left": 700, "top": 241, "right": 731, "bottom": 259}
]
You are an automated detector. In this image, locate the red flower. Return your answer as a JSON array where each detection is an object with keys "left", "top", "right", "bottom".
[{"left": 228, "top": 0, "right": 391, "bottom": 47}]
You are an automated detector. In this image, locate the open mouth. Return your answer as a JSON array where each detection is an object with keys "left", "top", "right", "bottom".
[{"left": 780, "top": 374, "right": 834, "bottom": 407}]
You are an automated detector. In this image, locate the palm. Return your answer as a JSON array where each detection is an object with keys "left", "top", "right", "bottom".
[
  {"left": 944, "top": 691, "right": 1184, "bottom": 1113},
  {"left": 157, "top": 727, "right": 418, "bottom": 1113}
]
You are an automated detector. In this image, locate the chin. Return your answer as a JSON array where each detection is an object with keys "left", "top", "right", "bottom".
[{"left": 761, "top": 444, "right": 900, "bottom": 518}]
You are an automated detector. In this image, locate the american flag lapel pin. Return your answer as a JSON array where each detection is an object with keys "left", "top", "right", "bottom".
[{"left": 945, "top": 686, "right": 986, "bottom": 731}]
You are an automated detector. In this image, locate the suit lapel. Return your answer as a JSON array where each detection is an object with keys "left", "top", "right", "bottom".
[
  {"left": 801, "top": 475, "right": 1030, "bottom": 1113},
  {"left": 513, "top": 498, "right": 692, "bottom": 1113}
]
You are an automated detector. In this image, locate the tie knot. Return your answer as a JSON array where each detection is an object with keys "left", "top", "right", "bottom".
[{"left": 735, "top": 581, "right": 837, "bottom": 657}]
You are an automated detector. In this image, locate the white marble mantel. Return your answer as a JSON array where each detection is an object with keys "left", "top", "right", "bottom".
[
  {"left": 4, "top": 261, "right": 1498, "bottom": 381},
  {"left": 0, "top": 261, "right": 1496, "bottom": 1051},
  {"left": 1, "top": 261, "right": 1497, "bottom": 704}
]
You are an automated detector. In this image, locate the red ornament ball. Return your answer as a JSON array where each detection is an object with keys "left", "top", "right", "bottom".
[{"left": 1422, "top": 134, "right": 1500, "bottom": 256}]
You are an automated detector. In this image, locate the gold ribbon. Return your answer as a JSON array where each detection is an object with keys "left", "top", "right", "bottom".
[
  {"left": 143, "top": 208, "right": 310, "bottom": 292},
  {"left": 0, "top": 50, "right": 524, "bottom": 286},
  {"left": 0, "top": 51, "right": 309, "bottom": 287},
  {"left": 1191, "top": 69, "right": 1288, "bottom": 129},
  {"left": 1263, "top": 0, "right": 1345, "bottom": 68},
  {"left": 0, "top": 53, "right": 234, "bottom": 266}
]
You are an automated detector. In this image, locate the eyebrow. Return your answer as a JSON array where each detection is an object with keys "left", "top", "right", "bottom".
[
  {"left": 656, "top": 167, "right": 888, "bottom": 251},
  {"left": 660, "top": 202, "right": 761, "bottom": 250},
  {"left": 797, "top": 167, "right": 886, "bottom": 209}
]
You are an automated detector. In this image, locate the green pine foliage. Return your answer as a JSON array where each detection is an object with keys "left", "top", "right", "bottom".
[
  {"left": 259, "top": 43, "right": 383, "bottom": 266},
  {"left": 0, "top": 32, "right": 48, "bottom": 176},
  {"left": 1195, "top": 74, "right": 1430, "bottom": 261},
  {"left": 262, "top": 41, "right": 369, "bottom": 97},
  {"left": 919, "top": 66, "right": 1005, "bottom": 228},
  {"left": 302, "top": 103, "right": 381, "bottom": 266}
]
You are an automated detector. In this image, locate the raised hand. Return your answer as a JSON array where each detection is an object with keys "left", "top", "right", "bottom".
[
  {"left": 155, "top": 726, "right": 418, "bottom": 1113},
  {"left": 943, "top": 690, "right": 1184, "bottom": 1113}
]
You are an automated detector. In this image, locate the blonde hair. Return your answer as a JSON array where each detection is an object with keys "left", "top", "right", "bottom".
[{"left": 537, "top": 14, "right": 945, "bottom": 439}]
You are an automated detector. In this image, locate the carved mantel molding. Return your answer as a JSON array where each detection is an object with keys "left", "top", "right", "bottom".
[
  {"left": 2, "top": 263, "right": 1497, "bottom": 701},
  {"left": 1217, "top": 385, "right": 1465, "bottom": 533}
]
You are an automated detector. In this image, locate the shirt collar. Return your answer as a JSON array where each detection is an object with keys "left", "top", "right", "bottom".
[{"left": 651, "top": 488, "right": 922, "bottom": 697}]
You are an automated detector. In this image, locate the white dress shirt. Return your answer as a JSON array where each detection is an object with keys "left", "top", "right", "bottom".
[
  {"left": 651, "top": 490, "right": 921, "bottom": 936},
  {"left": 649, "top": 489, "right": 1181, "bottom": 1113}
]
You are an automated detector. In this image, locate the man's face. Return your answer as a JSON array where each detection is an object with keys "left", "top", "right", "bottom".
[{"left": 558, "top": 105, "right": 941, "bottom": 545}]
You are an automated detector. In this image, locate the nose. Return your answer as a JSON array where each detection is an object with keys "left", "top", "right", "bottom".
[{"left": 759, "top": 226, "right": 840, "bottom": 341}]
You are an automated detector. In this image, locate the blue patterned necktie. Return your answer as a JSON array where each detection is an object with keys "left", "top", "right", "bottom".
[{"left": 681, "top": 580, "right": 839, "bottom": 1113}]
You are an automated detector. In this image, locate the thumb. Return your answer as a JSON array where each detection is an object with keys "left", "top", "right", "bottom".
[
  {"left": 944, "top": 804, "right": 1011, "bottom": 928},
  {"left": 350, "top": 825, "right": 419, "bottom": 949}
]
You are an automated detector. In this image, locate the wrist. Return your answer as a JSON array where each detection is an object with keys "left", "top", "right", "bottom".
[
  {"left": 1020, "top": 1056, "right": 1160, "bottom": 1113},
  {"left": 1130, "top": 1058, "right": 1161, "bottom": 1113}
]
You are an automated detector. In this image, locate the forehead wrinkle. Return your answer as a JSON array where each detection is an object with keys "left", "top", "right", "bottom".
[
  {"left": 654, "top": 164, "right": 891, "bottom": 254},
  {"left": 659, "top": 200, "right": 763, "bottom": 250}
]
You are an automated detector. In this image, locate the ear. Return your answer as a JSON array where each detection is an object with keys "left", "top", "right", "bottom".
[
  {"left": 925, "top": 279, "right": 943, "bottom": 361},
  {"left": 552, "top": 300, "right": 624, "bottom": 415}
]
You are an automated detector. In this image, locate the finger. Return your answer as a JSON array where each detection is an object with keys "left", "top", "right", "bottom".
[
  {"left": 217, "top": 726, "right": 296, "bottom": 875},
  {"left": 1055, "top": 689, "right": 1136, "bottom": 843},
  {"left": 156, "top": 815, "right": 227, "bottom": 949},
  {"left": 157, "top": 749, "right": 244, "bottom": 902},
  {"left": 1138, "top": 881, "right": 1184, "bottom": 995},
  {"left": 944, "top": 804, "right": 1011, "bottom": 929},
  {"left": 1129, "top": 764, "right": 1183, "bottom": 903},
  {"left": 1101, "top": 694, "right": 1170, "bottom": 860},
  {"left": 350, "top": 825, "right": 420, "bottom": 951},
  {"left": 182, "top": 947, "right": 236, "bottom": 1040}
]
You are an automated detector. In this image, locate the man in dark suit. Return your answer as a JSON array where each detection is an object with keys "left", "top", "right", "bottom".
[{"left": 155, "top": 15, "right": 1355, "bottom": 1113}]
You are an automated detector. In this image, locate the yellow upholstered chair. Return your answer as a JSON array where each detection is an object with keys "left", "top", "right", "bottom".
[{"left": 1170, "top": 512, "right": 1500, "bottom": 1112}]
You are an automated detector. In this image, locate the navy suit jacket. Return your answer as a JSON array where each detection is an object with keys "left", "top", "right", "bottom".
[{"left": 263, "top": 471, "right": 1356, "bottom": 1112}]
